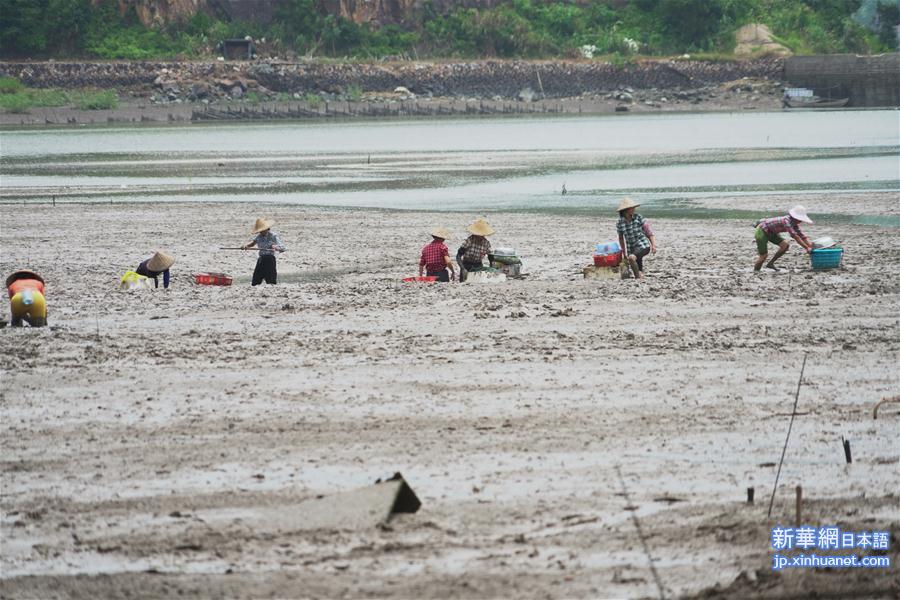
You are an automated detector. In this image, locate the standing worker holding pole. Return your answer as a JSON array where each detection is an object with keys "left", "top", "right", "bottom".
[{"left": 242, "top": 218, "right": 285, "bottom": 286}]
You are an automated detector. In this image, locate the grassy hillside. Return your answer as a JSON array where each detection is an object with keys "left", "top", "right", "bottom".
[{"left": 0, "top": 0, "right": 896, "bottom": 60}]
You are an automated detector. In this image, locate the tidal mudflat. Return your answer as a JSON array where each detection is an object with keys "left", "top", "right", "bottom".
[{"left": 1, "top": 196, "right": 898, "bottom": 598}]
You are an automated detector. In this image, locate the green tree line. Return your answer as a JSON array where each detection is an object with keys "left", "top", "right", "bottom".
[{"left": 1, "top": 0, "right": 896, "bottom": 60}]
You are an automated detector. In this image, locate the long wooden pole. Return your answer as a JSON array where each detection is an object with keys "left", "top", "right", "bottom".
[
  {"left": 219, "top": 247, "right": 286, "bottom": 251},
  {"left": 767, "top": 354, "right": 808, "bottom": 518}
]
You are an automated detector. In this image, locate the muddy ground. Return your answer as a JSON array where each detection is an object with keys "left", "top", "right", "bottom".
[{"left": 1, "top": 198, "right": 898, "bottom": 598}]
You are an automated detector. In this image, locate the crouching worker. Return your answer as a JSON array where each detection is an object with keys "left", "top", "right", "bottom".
[
  {"left": 457, "top": 218, "right": 494, "bottom": 282},
  {"left": 616, "top": 197, "right": 656, "bottom": 279},
  {"left": 243, "top": 218, "right": 285, "bottom": 285},
  {"left": 6, "top": 270, "right": 47, "bottom": 327},
  {"left": 754, "top": 206, "right": 813, "bottom": 272},
  {"left": 419, "top": 227, "right": 455, "bottom": 282},
  {"left": 136, "top": 251, "right": 175, "bottom": 288}
]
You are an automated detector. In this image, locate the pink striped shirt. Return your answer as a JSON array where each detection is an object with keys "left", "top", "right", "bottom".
[{"left": 759, "top": 215, "right": 806, "bottom": 241}]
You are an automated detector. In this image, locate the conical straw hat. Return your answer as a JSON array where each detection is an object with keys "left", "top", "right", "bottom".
[
  {"left": 431, "top": 226, "right": 451, "bottom": 240},
  {"left": 617, "top": 197, "right": 640, "bottom": 212},
  {"left": 251, "top": 218, "right": 274, "bottom": 234},
  {"left": 5, "top": 269, "right": 44, "bottom": 288},
  {"left": 467, "top": 219, "right": 494, "bottom": 236},
  {"left": 789, "top": 205, "right": 812, "bottom": 224},
  {"left": 147, "top": 251, "right": 175, "bottom": 272}
]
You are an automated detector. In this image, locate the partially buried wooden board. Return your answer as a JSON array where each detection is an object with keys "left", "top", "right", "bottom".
[{"left": 202, "top": 474, "right": 421, "bottom": 533}]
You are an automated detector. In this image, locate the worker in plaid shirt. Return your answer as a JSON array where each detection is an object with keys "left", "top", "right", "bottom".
[
  {"left": 457, "top": 218, "right": 495, "bottom": 281},
  {"left": 754, "top": 206, "right": 813, "bottom": 272},
  {"left": 616, "top": 197, "right": 656, "bottom": 279},
  {"left": 419, "top": 227, "right": 455, "bottom": 282}
]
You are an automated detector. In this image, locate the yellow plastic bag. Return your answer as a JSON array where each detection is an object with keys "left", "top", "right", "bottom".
[{"left": 119, "top": 271, "right": 152, "bottom": 291}]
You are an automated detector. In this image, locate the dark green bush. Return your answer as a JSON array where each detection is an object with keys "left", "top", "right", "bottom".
[{"left": 0, "top": 0, "right": 894, "bottom": 60}]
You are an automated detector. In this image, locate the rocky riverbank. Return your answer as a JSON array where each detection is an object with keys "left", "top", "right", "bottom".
[{"left": 0, "top": 58, "right": 786, "bottom": 125}]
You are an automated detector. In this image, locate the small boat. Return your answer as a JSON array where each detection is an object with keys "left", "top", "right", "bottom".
[{"left": 784, "top": 97, "right": 849, "bottom": 108}]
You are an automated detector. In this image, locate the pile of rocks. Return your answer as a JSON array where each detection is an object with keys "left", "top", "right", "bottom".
[{"left": 595, "top": 76, "right": 781, "bottom": 110}]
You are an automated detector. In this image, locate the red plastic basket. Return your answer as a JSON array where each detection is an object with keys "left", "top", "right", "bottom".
[
  {"left": 195, "top": 272, "right": 233, "bottom": 286},
  {"left": 593, "top": 252, "right": 622, "bottom": 267},
  {"left": 402, "top": 276, "right": 438, "bottom": 283}
]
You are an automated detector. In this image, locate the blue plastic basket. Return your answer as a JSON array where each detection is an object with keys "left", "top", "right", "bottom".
[{"left": 810, "top": 247, "right": 843, "bottom": 270}]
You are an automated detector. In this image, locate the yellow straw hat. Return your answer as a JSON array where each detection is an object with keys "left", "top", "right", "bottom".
[
  {"left": 147, "top": 251, "right": 175, "bottom": 272},
  {"left": 467, "top": 219, "right": 494, "bottom": 236},
  {"left": 431, "top": 226, "right": 451, "bottom": 240},
  {"left": 617, "top": 197, "right": 640, "bottom": 212},
  {"left": 251, "top": 218, "right": 275, "bottom": 234}
]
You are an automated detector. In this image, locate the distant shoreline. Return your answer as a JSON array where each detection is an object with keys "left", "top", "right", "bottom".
[
  {"left": 1, "top": 57, "right": 786, "bottom": 126},
  {"left": 0, "top": 93, "right": 786, "bottom": 126}
]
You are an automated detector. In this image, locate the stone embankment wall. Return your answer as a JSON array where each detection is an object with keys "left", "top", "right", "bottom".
[
  {"left": 785, "top": 53, "right": 900, "bottom": 106},
  {"left": 251, "top": 59, "right": 784, "bottom": 97},
  {"left": 0, "top": 59, "right": 784, "bottom": 98}
]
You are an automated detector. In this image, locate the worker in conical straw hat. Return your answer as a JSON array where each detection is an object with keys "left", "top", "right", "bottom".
[
  {"left": 616, "top": 197, "right": 656, "bottom": 279},
  {"left": 242, "top": 218, "right": 285, "bottom": 285},
  {"left": 457, "top": 219, "right": 495, "bottom": 281},
  {"left": 136, "top": 250, "right": 175, "bottom": 289},
  {"left": 419, "top": 226, "right": 456, "bottom": 282},
  {"left": 753, "top": 205, "right": 813, "bottom": 272}
]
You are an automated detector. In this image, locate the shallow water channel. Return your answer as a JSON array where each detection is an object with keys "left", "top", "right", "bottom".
[{"left": 1, "top": 109, "right": 898, "bottom": 223}]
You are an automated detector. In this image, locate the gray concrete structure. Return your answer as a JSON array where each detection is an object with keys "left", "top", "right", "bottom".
[{"left": 785, "top": 53, "right": 900, "bottom": 107}]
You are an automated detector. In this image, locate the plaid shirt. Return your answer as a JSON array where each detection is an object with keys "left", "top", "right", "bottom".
[
  {"left": 759, "top": 216, "right": 807, "bottom": 242},
  {"left": 616, "top": 213, "right": 651, "bottom": 252},
  {"left": 461, "top": 235, "right": 492, "bottom": 263},
  {"left": 253, "top": 230, "right": 284, "bottom": 256},
  {"left": 420, "top": 239, "right": 449, "bottom": 272}
]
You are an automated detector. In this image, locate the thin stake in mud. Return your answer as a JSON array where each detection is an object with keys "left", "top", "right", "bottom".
[
  {"left": 767, "top": 353, "right": 808, "bottom": 519},
  {"left": 615, "top": 465, "right": 666, "bottom": 600}
]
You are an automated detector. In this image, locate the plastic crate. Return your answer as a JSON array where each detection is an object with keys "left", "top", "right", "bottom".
[
  {"left": 810, "top": 247, "right": 843, "bottom": 270},
  {"left": 595, "top": 241, "right": 621, "bottom": 255},
  {"left": 195, "top": 272, "right": 233, "bottom": 286},
  {"left": 594, "top": 251, "right": 622, "bottom": 267}
]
